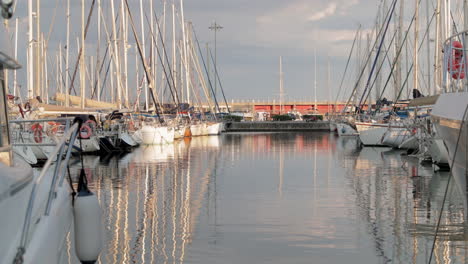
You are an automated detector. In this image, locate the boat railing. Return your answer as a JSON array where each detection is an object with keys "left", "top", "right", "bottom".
[
  {"left": 10, "top": 118, "right": 75, "bottom": 146},
  {"left": 15, "top": 117, "right": 79, "bottom": 258}
]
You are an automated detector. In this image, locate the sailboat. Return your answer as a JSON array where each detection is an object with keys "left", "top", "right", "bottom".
[
  {"left": 432, "top": 28, "right": 468, "bottom": 215},
  {"left": 0, "top": 11, "right": 102, "bottom": 263}
]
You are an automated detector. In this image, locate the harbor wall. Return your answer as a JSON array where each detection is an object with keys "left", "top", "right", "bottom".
[{"left": 224, "top": 121, "right": 330, "bottom": 132}]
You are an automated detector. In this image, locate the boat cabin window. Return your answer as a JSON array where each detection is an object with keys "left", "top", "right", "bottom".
[{"left": 0, "top": 65, "right": 11, "bottom": 165}]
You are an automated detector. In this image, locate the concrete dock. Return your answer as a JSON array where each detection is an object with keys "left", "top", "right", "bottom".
[{"left": 224, "top": 121, "right": 330, "bottom": 132}]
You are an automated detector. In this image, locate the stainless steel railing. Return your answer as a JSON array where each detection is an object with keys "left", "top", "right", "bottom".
[{"left": 15, "top": 118, "right": 79, "bottom": 262}]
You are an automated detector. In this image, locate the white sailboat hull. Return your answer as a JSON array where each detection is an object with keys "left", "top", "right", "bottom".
[
  {"left": 190, "top": 124, "right": 203, "bottom": 137},
  {"left": 356, "top": 122, "right": 389, "bottom": 146},
  {"left": 432, "top": 92, "right": 468, "bottom": 218},
  {"left": 73, "top": 136, "right": 100, "bottom": 153},
  {"left": 336, "top": 123, "right": 358, "bottom": 136},
  {"left": 381, "top": 127, "right": 412, "bottom": 148},
  {"left": 141, "top": 126, "right": 174, "bottom": 145},
  {"left": 207, "top": 122, "right": 222, "bottom": 135}
]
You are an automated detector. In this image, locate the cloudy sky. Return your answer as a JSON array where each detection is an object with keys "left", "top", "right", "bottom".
[{"left": 5, "top": 0, "right": 420, "bottom": 104}]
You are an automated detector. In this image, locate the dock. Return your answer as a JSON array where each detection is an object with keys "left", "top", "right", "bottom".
[{"left": 224, "top": 121, "right": 330, "bottom": 132}]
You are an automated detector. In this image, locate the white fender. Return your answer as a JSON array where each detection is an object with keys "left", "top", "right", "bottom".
[{"left": 74, "top": 192, "right": 103, "bottom": 263}]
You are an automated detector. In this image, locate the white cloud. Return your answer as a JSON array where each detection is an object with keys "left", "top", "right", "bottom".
[{"left": 307, "top": 3, "right": 338, "bottom": 22}]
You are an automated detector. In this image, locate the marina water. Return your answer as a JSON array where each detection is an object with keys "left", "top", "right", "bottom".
[{"left": 63, "top": 132, "right": 467, "bottom": 263}]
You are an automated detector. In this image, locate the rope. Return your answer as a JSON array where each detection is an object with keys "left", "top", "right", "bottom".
[{"left": 428, "top": 105, "right": 468, "bottom": 263}]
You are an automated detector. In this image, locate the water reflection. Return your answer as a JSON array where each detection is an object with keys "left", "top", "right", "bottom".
[{"left": 70, "top": 132, "right": 467, "bottom": 263}]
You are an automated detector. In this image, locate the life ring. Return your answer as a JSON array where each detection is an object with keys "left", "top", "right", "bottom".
[
  {"left": 79, "top": 124, "right": 92, "bottom": 139},
  {"left": 31, "top": 123, "right": 43, "bottom": 132},
  {"left": 33, "top": 129, "right": 43, "bottom": 143},
  {"left": 447, "top": 41, "right": 466, "bottom": 79},
  {"left": 47, "top": 121, "right": 60, "bottom": 135},
  {"left": 31, "top": 123, "right": 43, "bottom": 143}
]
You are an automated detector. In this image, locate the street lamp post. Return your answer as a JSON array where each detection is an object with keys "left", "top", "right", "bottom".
[{"left": 209, "top": 20, "right": 222, "bottom": 98}]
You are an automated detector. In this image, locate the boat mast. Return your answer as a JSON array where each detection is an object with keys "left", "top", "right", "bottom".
[
  {"left": 434, "top": 0, "right": 442, "bottom": 94},
  {"left": 65, "top": 0, "right": 70, "bottom": 106},
  {"left": 96, "top": 0, "right": 101, "bottom": 102},
  {"left": 59, "top": 43, "right": 63, "bottom": 96},
  {"left": 121, "top": 0, "right": 129, "bottom": 108},
  {"left": 314, "top": 48, "right": 317, "bottom": 113},
  {"left": 28, "top": 0, "right": 34, "bottom": 99},
  {"left": 36, "top": 0, "right": 41, "bottom": 100},
  {"left": 426, "top": 0, "right": 431, "bottom": 95},
  {"left": 81, "top": 0, "right": 86, "bottom": 108},
  {"left": 413, "top": 0, "right": 419, "bottom": 97},
  {"left": 464, "top": 0, "right": 468, "bottom": 92},
  {"left": 160, "top": 1, "right": 167, "bottom": 101},
  {"left": 139, "top": 0, "right": 148, "bottom": 110},
  {"left": 395, "top": 0, "right": 403, "bottom": 99},
  {"left": 327, "top": 57, "right": 331, "bottom": 115},
  {"left": 279, "top": 56, "right": 284, "bottom": 114},
  {"left": 110, "top": 0, "right": 122, "bottom": 109},
  {"left": 150, "top": 0, "right": 156, "bottom": 105},
  {"left": 172, "top": 2, "right": 177, "bottom": 97},
  {"left": 13, "top": 18, "right": 18, "bottom": 97},
  {"left": 181, "top": 0, "right": 190, "bottom": 105}
]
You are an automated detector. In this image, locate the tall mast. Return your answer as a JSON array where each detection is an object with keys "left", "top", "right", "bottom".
[
  {"left": 150, "top": 0, "right": 156, "bottom": 105},
  {"left": 13, "top": 18, "right": 18, "bottom": 97},
  {"left": 139, "top": 0, "right": 148, "bottom": 110},
  {"left": 279, "top": 56, "right": 284, "bottom": 114},
  {"left": 395, "top": 0, "right": 403, "bottom": 99},
  {"left": 327, "top": 57, "right": 331, "bottom": 115},
  {"left": 314, "top": 48, "right": 317, "bottom": 112},
  {"left": 96, "top": 0, "right": 101, "bottom": 101},
  {"left": 434, "top": 0, "right": 442, "bottom": 93},
  {"left": 160, "top": 1, "right": 167, "bottom": 101},
  {"left": 27, "top": 0, "right": 34, "bottom": 99},
  {"left": 426, "top": 0, "right": 431, "bottom": 95},
  {"left": 35, "top": 0, "right": 41, "bottom": 99},
  {"left": 110, "top": 0, "right": 122, "bottom": 109},
  {"left": 59, "top": 43, "right": 63, "bottom": 95},
  {"left": 65, "top": 0, "right": 70, "bottom": 106},
  {"left": 172, "top": 3, "right": 177, "bottom": 95},
  {"left": 181, "top": 0, "right": 190, "bottom": 104},
  {"left": 80, "top": 0, "right": 86, "bottom": 108},
  {"left": 465, "top": 0, "right": 468, "bottom": 91},
  {"left": 122, "top": 0, "right": 129, "bottom": 108},
  {"left": 413, "top": 0, "right": 419, "bottom": 96}
]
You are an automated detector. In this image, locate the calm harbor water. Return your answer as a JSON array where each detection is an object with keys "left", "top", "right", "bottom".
[{"left": 71, "top": 132, "right": 467, "bottom": 263}]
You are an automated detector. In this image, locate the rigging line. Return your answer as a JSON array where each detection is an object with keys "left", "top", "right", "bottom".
[
  {"left": 342, "top": 0, "right": 398, "bottom": 113},
  {"left": 91, "top": 42, "right": 110, "bottom": 99},
  {"left": 99, "top": 52, "right": 113, "bottom": 100},
  {"left": 146, "top": 9, "right": 179, "bottom": 108},
  {"left": 357, "top": 0, "right": 398, "bottom": 110},
  {"left": 191, "top": 28, "right": 222, "bottom": 115},
  {"left": 208, "top": 48, "right": 231, "bottom": 114},
  {"left": 428, "top": 105, "right": 468, "bottom": 264},
  {"left": 67, "top": 0, "right": 97, "bottom": 96},
  {"left": 152, "top": 7, "right": 182, "bottom": 106},
  {"left": 361, "top": 23, "right": 399, "bottom": 107},
  {"left": 333, "top": 25, "right": 361, "bottom": 115},
  {"left": 124, "top": 0, "right": 162, "bottom": 121},
  {"left": 377, "top": 6, "right": 435, "bottom": 107},
  {"left": 45, "top": 0, "right": 61, "bottom": 44}
]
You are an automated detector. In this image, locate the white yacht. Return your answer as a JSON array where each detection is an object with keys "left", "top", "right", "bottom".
[{"left": 0, "top": 8, "right": 102, "bottom": 263}]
